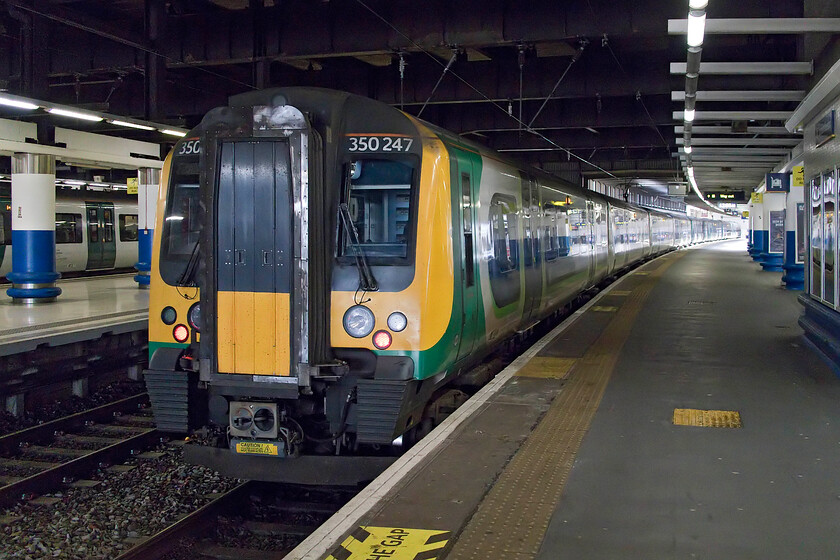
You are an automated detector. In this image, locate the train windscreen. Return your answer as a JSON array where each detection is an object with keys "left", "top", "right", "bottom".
[
  {"left": 339, "top": 157, "right": 416, "bottom": 262},
  {"left": 160, "top": 159, "right": 201, "bottom": 285}
]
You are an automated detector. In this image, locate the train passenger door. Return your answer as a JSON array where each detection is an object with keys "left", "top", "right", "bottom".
[
  {"left": 452, "top": 149, "right": 479, "bottom": 363},
  {"left": 216, "top": 140, "right": 293, "bottom": 376},
  {"left": 521, "top": 176, "right": 543, "bottom": 325},
  {"left": 85, "top": 202, "right": 116, "bottom": 270}
]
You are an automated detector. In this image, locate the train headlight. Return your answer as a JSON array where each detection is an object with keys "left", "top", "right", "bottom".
[
  {"left": 173, "top": 324, "right": 190, "bottom": 343},
  {"left": 161, "top": 306, "right": 177, "bottom": 325},
  {"left": 372, "top": 330, "right": 392, "bottom": 350},
  {"left": 387, "top": 312, "right": 407, "bottom": 332},
  {"left": 188, "top": 303, "right": 201, "bottom": 332},
  {"left": 343, "top": 305, "right": 375, "bottom": 338}
]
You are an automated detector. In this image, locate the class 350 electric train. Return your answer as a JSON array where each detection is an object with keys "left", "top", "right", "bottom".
[{"left": 143, "top": 87, "right": 740, "bottom": 484}]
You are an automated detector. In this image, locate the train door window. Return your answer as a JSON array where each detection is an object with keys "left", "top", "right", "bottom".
[
  {"left": 55, "top": 213, "right": 82, "bottom": 244},
  {"left": 119, "top": 214, "right": 139, "bottom": 242},
  {"left": 103, "top": 208, "right": 115, "bottom": 242},
  {"left": 461, "top": 173, "right": 474, "bottom": 287},
  {"left": 521, "top": 179, "right": 533, "bottom": 267},
  {"left": 544, "top": 205, "right": 558, "bottom": 261},
  {"left": 490, "top": 194, "right": 518, "bottom": 273},
  {"left": 87, "top": 208, "right": 99, "bottom": 243},
  {"left": 0, "top": 203, "right": 9, "bottom": 245},
  {"left": 339, "top": 156, "right": 417, "bottom": 262},
  {"left": 811, "top": 175, "right": 823, "bottom": 301},
  {"left": 824, "top": 169, "right": 836, "bottom": 307}
]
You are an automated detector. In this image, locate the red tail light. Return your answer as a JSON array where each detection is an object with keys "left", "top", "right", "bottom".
[
  {"left": 173, "top": 324, "right": 190, "bottom": 343},
  {"left": 372, "top": 330, "right": 392, "bottom": 350}
]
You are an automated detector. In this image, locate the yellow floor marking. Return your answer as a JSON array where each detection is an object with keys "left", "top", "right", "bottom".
[
  {"left": 326, "top": 526, "right": 450, "bottom": 560},
  {"left": 609, "top": 290, "right": 632, "bottom": 297},
  {"left": 634, "top": 271, "right": 650, "bottom": 275},
  {"left": 590, "top": 305, "right": 618, "bottom": 312},
  {"left": 515, "top": 357, "right": 577, "bottom": 379},
  {"left": 447, "top": 252, "right": 684, "bottom": 560},
  {"left": 673, "top": 408, "right": 742, "bottom": 428}
]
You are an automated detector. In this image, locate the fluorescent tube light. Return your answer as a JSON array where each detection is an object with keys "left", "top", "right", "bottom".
[
  {"left": 160, "top": 129, "right": 187, "bottom": 137},
  {"left": 48, "top": 107, "right": 104, "bottom": 122},
  {"left": 62, "top": 179, "right": 87, "bottom": 185},
  {"left": 683, "top": 146, "right": 693, "bottom": 154},
  {"left": 688, "top": 0, "right": 708, "bottom": 9},
  {"left": 0, "top": 96, "right": 39, "bottom": 110},
  {"left": 687, "top": 12, "right": 706, "bottom": 47},
  {"left": 110, "top": 119, "right": 155, "bottom": 131},
  {"left": 684, "top": 109, "right": 695, "bottom": 122}
]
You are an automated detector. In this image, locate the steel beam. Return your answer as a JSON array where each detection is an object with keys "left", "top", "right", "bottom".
[
  {"left": 671, "top": 90, "right": 806, "bottom": 102},
  {"left": 675, "top": 126, "right": 798, "bottom": 135},
  {"left": 670, "top": 62, "right": 812, "bottom": 75},
  {"left": 669, "top": 18, "right": 840, "bottom": 35},
  {"left": 677, "top": 137, "right": 799, "bottom": 146},
  {"left": 677, "top": 148, "right": 792, "bottom": 155},
  {"left": 673, "top": 110, "right": 793, "bottom": 120}
]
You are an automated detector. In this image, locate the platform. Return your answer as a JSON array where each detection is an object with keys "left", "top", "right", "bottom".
[
  {"left": 290, "top": 239, "right": 840, "bottom": 560},
  {"left": 0, "top": 274, "right": 148, "bottom": 356}
]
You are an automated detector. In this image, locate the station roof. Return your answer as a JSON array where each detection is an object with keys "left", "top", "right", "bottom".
[{"left": 0, "top": 0, "right": 838, "bottom": 208}]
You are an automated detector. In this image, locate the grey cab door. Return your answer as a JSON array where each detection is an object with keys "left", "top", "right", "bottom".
[{"left": 85, "top": 202, "right": 116, "bottom": 270}]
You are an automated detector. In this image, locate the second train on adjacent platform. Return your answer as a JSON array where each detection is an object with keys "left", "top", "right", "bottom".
[
  {"left": 144, "top": 87, "right": 739, "bottom": 483},
  {"left": 0, "top": 191, "right": 139, "bottom": 278}
]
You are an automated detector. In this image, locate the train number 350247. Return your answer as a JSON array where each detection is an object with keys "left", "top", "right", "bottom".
[{"left": 347, "top": 135, "right": 414, "bottom": 153}]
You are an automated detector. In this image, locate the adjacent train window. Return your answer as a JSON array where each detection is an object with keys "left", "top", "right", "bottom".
[
  {"left": 119, "top": 214, "right": 139, "bottom": 242},
  {"left": 489, "top": 194, "right": 519, "bottom": 273},
  {"left": 103, "top": 209, "right": 114, "bottom": 243},
  {"left": 55, "top": 213, "right": 82, "bottom": 244},
  {"left": 160, "top": 160, "right": 201, "bottom": 285},
  {"left": 339, "top": 156, "right": 417, "bottom": 262},
  {"left": 0, "top": 203, "right": 10, "bottom": 246}
]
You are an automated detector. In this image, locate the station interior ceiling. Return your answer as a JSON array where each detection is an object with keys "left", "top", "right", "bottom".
[{"left": 1, "top": 0, "right": 839, "bottom": 210}]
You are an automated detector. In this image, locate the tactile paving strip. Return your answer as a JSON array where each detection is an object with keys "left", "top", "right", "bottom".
[
  {"left": 447, "top": 253, "right": 683, "bottom": 560},
  {"left": 673, "top": 408, "right": 742, "bottom": 428},
  {"left": 515, "top": 357, "right": 577, "bottom": 379}
]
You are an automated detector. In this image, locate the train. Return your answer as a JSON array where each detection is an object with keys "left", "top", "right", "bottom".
[
  {"left": 0, "top": 190, "right": 139, "bottom": 278},
  {"left": 143, "top": 87, "right": 740, "bottom": 484}
]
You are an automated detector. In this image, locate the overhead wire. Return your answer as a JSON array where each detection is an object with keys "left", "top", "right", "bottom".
[{"left": 352, "top": 0, "right": 618, "bottom": 179}]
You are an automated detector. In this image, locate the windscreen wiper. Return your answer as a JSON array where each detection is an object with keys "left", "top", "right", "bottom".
[
  {"left": 178, "top": 239, "right": 200, "bottom": 287},
  {"left": 338, "top": 202, "right": 378, "bottom": 292}
]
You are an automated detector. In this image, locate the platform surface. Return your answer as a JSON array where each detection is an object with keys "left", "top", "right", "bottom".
[
  {"left": 0, "top": 274, "right": 148, "bottom": 355},
  {"left": 290, "top": 239, "right": 840, "bottom": 560}
]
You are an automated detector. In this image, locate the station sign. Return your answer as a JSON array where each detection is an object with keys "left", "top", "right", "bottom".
[
  {"left": 815, "top": 110, "right": 835, "bottom": 148},
  {"left": 705, "top": 191, "right": 746, "bottom": 202},
  {"left": 765, "top": 173, "right": 789, "bottom": 192}
]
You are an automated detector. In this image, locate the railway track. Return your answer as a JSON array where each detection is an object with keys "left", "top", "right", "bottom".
[
  {"left": 116, "top": 481, "right": 357, "bottom": 560},
  {"left": 0, "top": 393, "right": 161, "bottom": 509}
]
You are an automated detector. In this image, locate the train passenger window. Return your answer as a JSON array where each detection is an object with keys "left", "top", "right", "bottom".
[
  {"left": 55, "top": 213, "right": 82, "bottom": 244},
  {"left": 119, "top": 214, "right": 139, "bottom": 242},
  {"left": 160, "top": 160, "right": 201, "bottom": 285},
  {"left": 339, "top": 157, "right": 416, "bottom": 262},
  {"left": 489, "top": 194, "right": 518, "bottom": 273}
]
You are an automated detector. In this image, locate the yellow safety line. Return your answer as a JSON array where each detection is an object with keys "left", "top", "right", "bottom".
[{"left": 447, "top": 253, "right": 684, "bottom": 560}]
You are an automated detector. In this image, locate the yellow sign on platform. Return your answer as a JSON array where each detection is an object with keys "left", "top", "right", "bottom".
[
  {"left": 750, "top": 192, "right": 763, "bottom": 203},
  {"left": 742, "top": 211, "right": 749, "bottom": 218},
  {"left": 327, "top": 526, "right": 450, "bottom": 560},
  {"left": 792, "top": 165, "right": 805, "bottom": 187},
  {"left": 126, "top": 177, "right": 138, "bottom": 195}
]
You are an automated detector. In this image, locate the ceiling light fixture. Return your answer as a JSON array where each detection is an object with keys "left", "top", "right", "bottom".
[
  {"left": 160, "top": 129, "right": 187, "bottom": 137},
  {"left": 0, "top": 96, "right": 39, "bottom": 110},
  {"left": 48, "top": 107, "right": 104, "bottom": 122},
  {"left": 109, "top": 119, "right": 155, "bottom": 131},
  {"left": 688, "top": 0, "right": 708, "bottom": 9},
  {"left": 684, "top": 146, "right": 693, "bottom": 154},
  {"left": 686, "top": 11, "right": 707, "bottom": 47},
  {"left": 684, "top": 109, "right": 696, "bottom": 122}
]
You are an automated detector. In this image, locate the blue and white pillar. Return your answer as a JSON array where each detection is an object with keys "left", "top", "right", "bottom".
[
  {"left": 750, "top": 197, "right": 765, "bottom": 261},
  {"left": 7, "top": 153, "right": 61, "bottom": 303},
  {"left": 782, "top": 180, "right": 805, "bottom": 290},
  {"left": 134, "top": 167, "right": 160, "bottom": 287},
  {"left": 746, "top": 199, "right": 754, "bottom": 255},
  {"left": 760, "top": 191, "right": 785, "bottom": 272}
]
